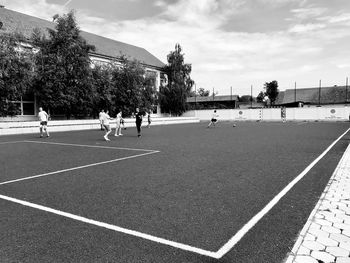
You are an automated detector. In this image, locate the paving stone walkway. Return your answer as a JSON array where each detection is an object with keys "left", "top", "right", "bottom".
[{"left": 285, "top": 144, "right": 350, "bottom": 263}]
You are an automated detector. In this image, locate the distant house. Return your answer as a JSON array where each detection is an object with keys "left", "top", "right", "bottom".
[
  {"left": 275, "top": 86, "right": 349, "bottom": 107},
  {"left": 187, "top": 95, "right": 239, "bottom": 109},
  {"left": 0, "top": 6, "right": 165, "bottom": 119}
]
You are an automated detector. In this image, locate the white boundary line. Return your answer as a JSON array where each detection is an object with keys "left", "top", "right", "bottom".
[
  {"left": 0, "top": 129, "right": 348, "bottom": 258},
  {"left": 0, "top": 140, "right": 26, "bottom": 145},
  {"left": 23, "top": 140, "right": 157, "bottom": 152},
  {"left": 215, "top": 127, "right": 350, "bottom": 258},
  {"left": 0, "top": 194, "right": 219, "bottom": 259},
  {"left": 285, "top": 143, "right": 350, "bottom": 262},
  {"left": 0, "top": 151, "right": 159, "bottom": 186}
]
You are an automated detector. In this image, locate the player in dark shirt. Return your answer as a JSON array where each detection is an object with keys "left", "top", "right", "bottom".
[{"left": 135, "top": 107, "right": 143, "bottom": 137}]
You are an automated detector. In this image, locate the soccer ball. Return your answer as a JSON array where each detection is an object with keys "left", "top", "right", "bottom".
[{"left": 233, "top": 124, "right": 236, "bottom": 127}]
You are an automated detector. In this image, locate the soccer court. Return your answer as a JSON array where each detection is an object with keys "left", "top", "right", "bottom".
[{"left": 0, "top": 122, "right": 349, "bottom": 263}]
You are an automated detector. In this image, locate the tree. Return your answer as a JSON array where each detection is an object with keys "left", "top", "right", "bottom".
[
  {"left": 0, "top": 33, "right": 34, "bottom": 117},
  {"left": 197, "top": 87, "right": 210, "bottom": 97},
  {"left": 31, "top": 11, "right": 95, "bottom": 118},
  {"left": 110, "top": 57, "right": 156, "bottom": 116},
  {"left": 160, "top": 44, "right": 194, "bottom": 115},
  {"left": 239, "top": 95, "right": 253, "bottom": 103},
  {"left": 90, "top": 64, "right": 114, "bottom": 117},
  {"left": 256, "top": 91, "right": 265, "bottom": 103},
  {"left": 264, "top": 80, "right": 279, "bottom": 105}
]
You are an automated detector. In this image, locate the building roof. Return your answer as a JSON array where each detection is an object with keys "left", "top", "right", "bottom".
[
  {"left": 0, "top": 7, "right": 165, "bottom": 69},
  {"left": 187, "top": 95, "right": 239, "bottom": 103},
  {"left": 276, "top": 86, "right": 348, "bottom": 105}
]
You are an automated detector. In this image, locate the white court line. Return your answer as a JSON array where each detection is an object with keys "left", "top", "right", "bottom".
[
  {"left": 0, "top": 140, "right": 26, "bottom": 145},
  {"left": 0, "top": 151, "right": 159, "bottom": 186},
  {"left": 0, "top": 194, "right": 219, "bottom": 259},
  {"left": 215, "top": 127, "right": 350, "bottom": 259},
  {"left": 1, "top": 130, "right": 349, "bottom": 258},
  {"left": 23, "top": 140, "right": 157, "bottom": 152}
]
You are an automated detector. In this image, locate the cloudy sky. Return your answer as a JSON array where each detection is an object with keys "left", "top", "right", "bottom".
[{"left": 2, "top": 0, "right": 350, "bottom": 95}]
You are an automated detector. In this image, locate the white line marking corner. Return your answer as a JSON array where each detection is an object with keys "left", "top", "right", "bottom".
[{"left": 0, "top": 194, "right": 219, "bottom": 259}]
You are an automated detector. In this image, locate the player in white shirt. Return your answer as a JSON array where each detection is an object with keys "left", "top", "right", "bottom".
[
  {"left": 207, "top": 109, "right": 219, "bottom": 128},
  {"left": 38, "top": 107, "right": 50, "bottom": 137},
  {"left": 101, "top": 110, "right": 112, "bottom": 141},
  {"left": 114, "top": 110, "right": 123, "bottom": 137},
  {"left": 98, "top": 109, "right": 105, "bottom": 130}
]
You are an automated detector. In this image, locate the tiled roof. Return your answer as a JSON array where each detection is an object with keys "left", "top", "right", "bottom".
[
  {"left": 187, "top": 95, "right": 239, "bottom": 103},
  {"left": 0, "top": 7, "right": 165, "bottom": 69},
  {"left": 276, "top": 86, "right": 348, "bottom": 104}
]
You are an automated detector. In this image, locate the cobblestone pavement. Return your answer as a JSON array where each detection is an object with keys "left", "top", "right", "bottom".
[{"left": 285, "top": 144, "right": 350, "bottom": 263}]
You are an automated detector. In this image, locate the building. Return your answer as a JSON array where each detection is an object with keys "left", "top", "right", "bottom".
[
  {"left": 275, "top": 86, "right": 349, "bottom": 107},
  {"left": 0, "top": 6, "right": 165, "bottom": 120},
  {"left": 186, "top": 95, "right": 266, "bottom": 109},
  {"left": 187, "top": 95, "right": 238, "bottom": 109}
]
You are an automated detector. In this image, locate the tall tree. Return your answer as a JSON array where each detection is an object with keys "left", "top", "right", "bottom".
[
  {"left": 90, "top": 64, "right": 113, "bottom": 117},
  {"left": 256, "top": 91, "right": 265, "bottom": 103},
  {"left": 110, "top": 57, "right": 154, "bottom": 116},
  {"left": 31, "top": 11, "right": 95, "bottom": 118},
  {"left": 264, "top": 80, "right": 279, "bottom": 106},
  {"left": 0, "top": 33, "right": 34, "bottom": 117},
  {"left": 160, "top": 44, "right": 194, "bottom": 116}
]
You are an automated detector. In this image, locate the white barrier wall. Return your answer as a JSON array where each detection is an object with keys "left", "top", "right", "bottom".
[
  {"left": 184, "top": 106, "right": 350, "bottom": 122},
  {"left": 0, "top": 117, "right": 200, "bottom": 136}
]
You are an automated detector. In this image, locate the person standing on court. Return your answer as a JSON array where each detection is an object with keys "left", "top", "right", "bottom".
[
  {"left": 101, "top": 110, "right": 112, "bottom": 141},
  {"left": 38, "top": 107, "right": 50, "bottom": 137},
  {"left": 99, "top": 109, "right": 105, "bottom": 130},
  {"left": 114, "top": 110, "right": 123, "bottom": 137},
  {"left": 207, "top": 109, "right": 219, "bottom": 128},
  {"left": 147, "top": 110, "right": 152, "bottom": 128},
  {"left": 135, "top": 107, "right": 143, "bottom": 137}
]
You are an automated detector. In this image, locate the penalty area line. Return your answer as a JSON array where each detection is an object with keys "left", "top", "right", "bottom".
[
  {"left": 23, "top": 140, "right": 158, "bottom": 152},
  {"left": 0, "top": 194, "right": 219, "bottom": 259},
  {"left": 0, "top": 151, "right": 159, "bottom": 186},
  {"left": 0, "top": 140, "right": 26, "bottom": 145},
  {"left": 215, "top": 127, "right": 350, "bottom": 259}
]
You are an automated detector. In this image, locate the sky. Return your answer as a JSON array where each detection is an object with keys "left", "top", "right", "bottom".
[{"left": 2, "top": 0, "right": 350, "bottom": 96}]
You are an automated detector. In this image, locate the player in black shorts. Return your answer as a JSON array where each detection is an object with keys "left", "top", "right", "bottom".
[{"left": 207, "top": 109, "right": 219, "bottom": 128}]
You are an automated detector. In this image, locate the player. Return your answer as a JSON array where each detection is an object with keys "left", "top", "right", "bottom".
[
  {"left": 135, "top": 107, "right": 143, "bottom": 137},
  {"left": 207, "top": 109, "right": 219, "bottom": 128},
  {"left": 147, "top": 110, "right": 152, "bottom": 128},
  {"left": 101, "top": 110, "right": 112, "bottom": 141},
  {"left": 99, "top": 109, "right": 105, "bottom": 130},
  {"left": 114, "top": 110, "right": 123, "bottom": 137},
  {"left": 38, "top": 107, "right": 50, "bottom": 138}
]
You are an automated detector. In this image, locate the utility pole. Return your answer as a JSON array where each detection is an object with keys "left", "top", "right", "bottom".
[
  {"left": 194, "top": 82, "right": 197, "bottom": 110},
  {"left": 346, "top": 77, "right": 348, "bottom": 104},
  {"left": 251, "top": 85, "right": 253, "bottom": 108},
  {"left": 318, "top": 80, "right": 322, "bottom": 106}
]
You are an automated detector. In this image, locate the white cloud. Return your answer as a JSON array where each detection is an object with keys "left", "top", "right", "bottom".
[
  {"left": 288, "top": 23, "right": 326, "bottom": 33},
  {"left": 320, "top": 13, "right": 350, "bottom": 23},
  {"left": 3, "top": 0, "right": 350, "bottom": 94},
  {"left": 291, "top": 7, "right": 327, "bottom": 20},
  {"left": 336, "top": 63, "right": 350, "bottom": 69}
]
